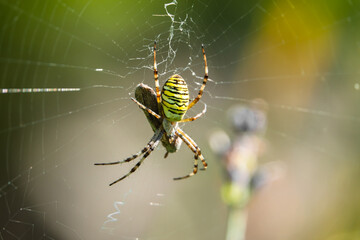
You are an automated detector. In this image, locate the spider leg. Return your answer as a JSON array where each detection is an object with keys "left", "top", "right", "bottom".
[
  {"left": 94, "top": 131, "right": 160, "bottom": 166},
  {"left": 174, "top": 132, "right": 198, "bottom": 180},
  {"left": 109, "top": 129, "right": 164, "bottom": 186},
  {"left": 178, "top": 103, "right": 207, "bottom": 123},
  {"left": 109, "top": 142, "right": 157, "bottom": 185},
  {"left": 173, "top": 128, "right": 208, "bottom": 180},
  {"left": 153, "top": 41, "right": 161, "bottom": 105},
  {"left": 187, "top": 45, "right": 208, "bottom": 110},
  {"left": 177, "top": 128, "right": 208, "bottom": 170},
  {"left": 131, "top": 97, "right": 161, "bottom": 119}
]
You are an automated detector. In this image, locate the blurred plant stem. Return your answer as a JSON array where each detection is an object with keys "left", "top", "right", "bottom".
[{"left": 209, "top": 99, "right": 269, "bottom": 240}]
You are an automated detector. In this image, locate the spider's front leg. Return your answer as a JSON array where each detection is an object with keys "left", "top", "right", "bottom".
[
  {"left": 172, "top": 129, "right": 207, "bottom": 180},
  {"left": 95, "top": 129, "right": 164, "bottom": 186},
  {"left": 94, "top": 128, "right": 162, "bottom": 167},
  {"left": 176, "top": 128, "right": 208, "bottom": 170}
]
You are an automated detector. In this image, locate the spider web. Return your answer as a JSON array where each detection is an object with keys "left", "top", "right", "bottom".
[{"left": 0, "top": 0, "right": 360, "bottom": 239}]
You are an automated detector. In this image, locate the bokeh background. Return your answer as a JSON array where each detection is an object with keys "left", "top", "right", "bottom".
[{"left": 0, "top": 0, "right": 359, "bottom": 239}]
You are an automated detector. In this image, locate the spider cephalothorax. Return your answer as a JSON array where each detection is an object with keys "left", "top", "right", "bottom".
[{"left": 95, "top": 42, "right": 208, "bottom": 185}]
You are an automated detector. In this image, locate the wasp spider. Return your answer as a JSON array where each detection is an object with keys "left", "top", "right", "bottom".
[{"left": 95, "top": 42, "right": 208, "bottom": 186}]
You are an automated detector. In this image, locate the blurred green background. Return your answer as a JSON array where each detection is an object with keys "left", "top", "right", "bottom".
[{"left": 0, "top": 0, "right": 360, "bottom": 239}]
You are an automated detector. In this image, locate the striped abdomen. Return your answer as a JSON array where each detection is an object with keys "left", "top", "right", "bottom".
[{"left": 161, "top": 74, "right": 189, "bottom": 122}]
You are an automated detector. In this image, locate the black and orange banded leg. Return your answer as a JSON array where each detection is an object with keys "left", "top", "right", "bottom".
[
  {"left": 176, "top": 128, "right": 208, "bottom": 170},
  {"left": 94, "top": 130, "right": 161, "bottom": 166},
  {"left": 154, "top": 41, "right": 161, "bottom": 105},
  {"left": 109, "top": 143, "right": 156, "bottom": 186},
  {"left": 173, "top": 130, "right": 200, "bottom": 180},
  {"left": 108, "top": 129, "right": 164, "bottom": 186},
  {"left": 131, "top": 97, "right": 161, "bottom": 119},
  {"left": 179, "top": 103, "right": 207, "bottom": 123},
  {"left": 188, "top": 44, "right": 208, "bottom": 110}
]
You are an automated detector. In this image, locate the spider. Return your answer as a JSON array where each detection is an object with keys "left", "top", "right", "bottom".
[{"left": 95, "top": 41, "right": 208, "bottom": 186}]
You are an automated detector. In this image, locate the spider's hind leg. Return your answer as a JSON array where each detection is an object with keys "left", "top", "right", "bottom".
[
  {"left": 187, "top": 45, "right": 208, "bottom": 110},
  {"left": 153, "top": 41, "right": 161, "bottom": 105}
]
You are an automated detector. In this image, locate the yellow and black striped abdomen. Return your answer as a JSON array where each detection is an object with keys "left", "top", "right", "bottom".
[{"left": 161, "top": 74, "right": 189, "bottom": 122}]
